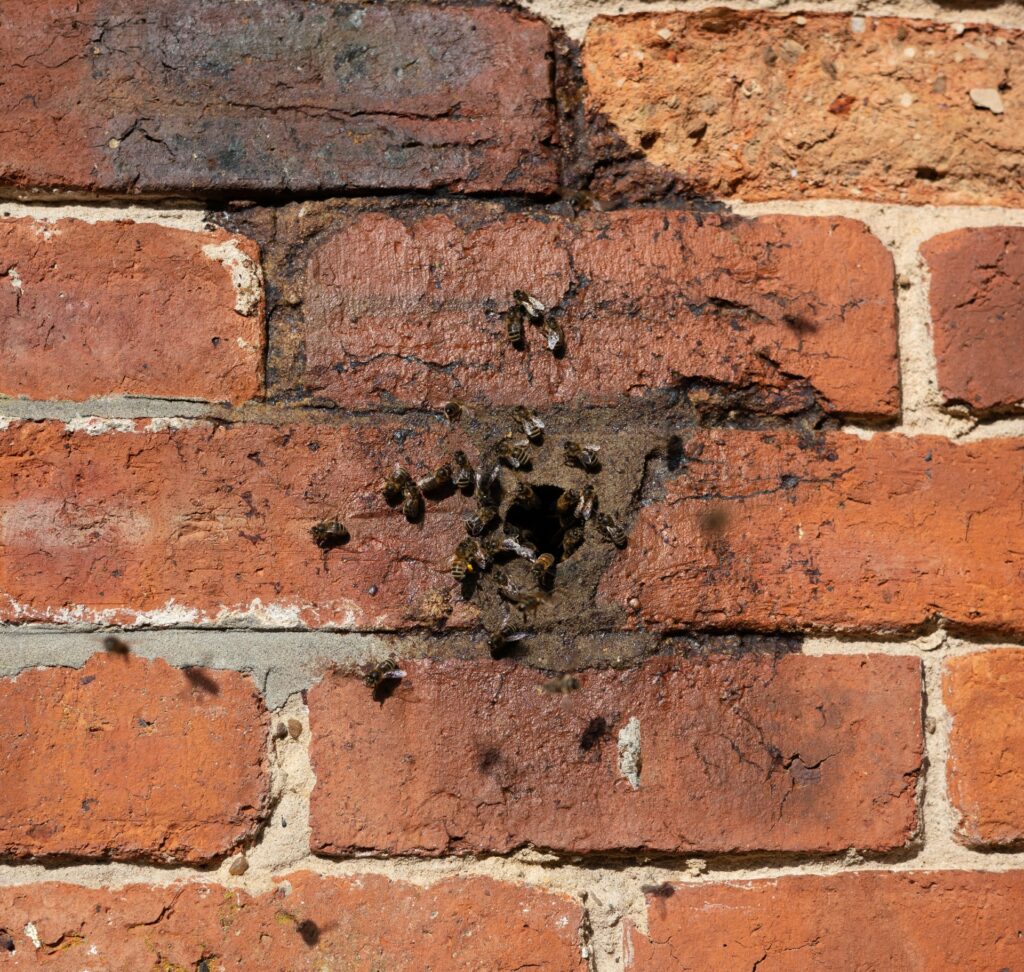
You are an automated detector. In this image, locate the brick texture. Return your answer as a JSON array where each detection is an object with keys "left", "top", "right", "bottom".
[
  {"left": 0, "top": 873, "right": 586, "bottom": 970},
  {"left": 0, "top": 654, "right": 267, "bottom": 863},
  {"left": 583, "top": 11, "right": 1024, "bottom": 205},
  {"left": 309, "top": 654, "right": 922, "bottom": 856},
  {"left": 626, "top": 872, "right": 1024, "bottom": 970},
  {"left": 945, "top": 649, "right": 1024, "bottom": 848},
  {"left": 290, "top": 209, "right": 898, "bottom": 417},
  {"left": 0, "top": 2, "right": 556, "bottom": 197},
  {"left": 923, "top": 227, "right": 1024, "bottom": 413},
  {"left": 0, "top": 219, "right": 263, "bottom": 403},
  {"left": 601, "top": 431, "right": 1024, "bottom": 636},
  {"left": 0, "top": 420, "right": 476, "bottom": 629}
]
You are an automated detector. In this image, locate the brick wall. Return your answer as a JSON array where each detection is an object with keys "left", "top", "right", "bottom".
[{"left": 0, "top": 2, "right": 1023, "bottom": 968}]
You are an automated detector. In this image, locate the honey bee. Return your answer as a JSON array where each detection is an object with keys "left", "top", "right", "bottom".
[
  {"left": 501, "top": 531, "right": 538, "bottom": 561},
  {"left": 401, "top": 482, "right": 424, "bottom": 522},
  {"left": 417, "top": 463, "right": 452, "bottom": 496},
  {"left": 542, "top": 319, "right": 566, "bottom": 355},
  {"left": 497, "top": 436, "right": 531, "bottom": 470},
  {"left": 452, "top": 450, "right": 475, "bottom": 489},
  {"left": 596, "top": 512, "right": 627, "bottom": 548},
  {"left": 465, "top": 501, "right": 499, "bottom": 537},
  {"left": 512, "top": 289, "right": 545, "bottom": 322},
  {"left": 541, "top": 673, "right": 580, "bottom": 694},
  {"left": 575, "top": 484, "right": 597, "bottom": 521},
  {"left": 102, "top": 635, "right": 131, "bottom": 655},
  {"left": 556, "top": 488, "right": 580, "bottom": 520},
  {"left": 564, "top": 440, "right": 600, "bottom": 472},
  {"left": 363, "top": 657, "right": 407, "bottom": 695},
  {"left": 487, "top": 619, "right": 529, "bottom": 659},
  {"left": 561, "top": 525, "right": 585, "bottom": 558},
  {"left": 504, "top": 303, "right": 526, "bottom": 347},
  {"left": 382, "top": 467, "right": 412, "bottom": 506},
  {"left": 442, "top": 400, "right": 463, "bottom": 422},
  {"left": 450, "top": 539, "right": 478, "bottom": 580},
  {"left": 513, "top": 482, "right": 540, "bottom": 509},
  {"left": 310, "top": 516, "right": 350, "bottom": 550},
  {"left": 474, "top": 536, "right": 503, "bottom": 571},
  {"left": 532, "top": 551, "right": 556, "bottom": 587},
  {"left": 513, "top": 405, "right": 545, "bottom": 442},
  {"left": 477, "top": 463, "right": 503, "bottom": 503}
]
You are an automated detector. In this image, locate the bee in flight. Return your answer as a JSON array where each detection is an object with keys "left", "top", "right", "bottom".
[
  {"left": 487, "top": 617, "right": 529, "bottom": 659},
  {"left": 540, "top": 674, "right": 580, "bottom": 694}
]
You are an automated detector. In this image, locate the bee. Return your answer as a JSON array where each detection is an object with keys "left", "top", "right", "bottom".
[
  {"left": 513, "top": 405, "right": 545, "bottom": 443},
  {"left": 542, "top": 319, "right": 566, "bottom": 355},
  {"left": 442, "top": 400, "right": 463, "bottom": 422},
  {"left": 452, "top": 450, "right": 475, "bottom": 489},
  {"left": 417, "top": 463, "right": 452, "bottom": 496},
  {"left": 450, "top": 539, "right": 478, "bottom": 580},
  {"left": 513, "top": 482, "right": 540, "bottom": 509},
  {"left": 596, "top": 512, "right": 627, "bottom": 548},
  {"left": 401, "top": 482, "right": 424, "bottom": 522},
  {"left": 465, "top": 501, "right": 499, "bottom": 537},
  {"left": 487, "top": 618, "right": 529, "bottom": 659},
  {"left": 382, "top": 467, "right": 412, "bottom": 506},
  {"left": 310, "top": 516, "right": 350, "bottom": 550},
  {"left": 532, "top": 551, "right": 556, "bottom": 588},
  {"left": 477, "top": 463, "right": 503, "bottom": 503},
  {"left": 564, "top": 440, "right": 600, "bottom": 472},
  {"left": 512, "top": 289, "right": 545, "bottom": 322},
  {"left": 514, "top": 591, "right": 547, "bottom": 614},
  {"left": 575, "top": 484, "right": 597, "bottom": 522},
  {"left": 474, "top": 536, "right": 503, "bottom": 571},
  {"left": 504, "top": 303, "right": 526, "bottom": 348},
  {"left": 501, "top": 530, "right": 538, "bottom": 561},
  {"left": 562, "top": 525, "right": 585, "bottom": 558},
  {"left": 497, "top": 436, "right": 531, "bottom": 470},
  {"left": 102, "top": 635, "right": 131, "bottom": 655},
  {"left": 363, "top": 657, "right": 407, "bottom": 692},
  {"left": 541, "top": 674, "right": 580, "bottom": 694}
]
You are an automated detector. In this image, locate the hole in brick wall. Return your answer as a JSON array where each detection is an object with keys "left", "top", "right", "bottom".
[{"left": 504, "top": 483, "right": 570, "bottom": 562}]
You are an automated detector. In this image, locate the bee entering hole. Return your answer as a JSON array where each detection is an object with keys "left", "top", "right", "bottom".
[{"left": 504, "top": 483, "right": 576, "bottom": 564}]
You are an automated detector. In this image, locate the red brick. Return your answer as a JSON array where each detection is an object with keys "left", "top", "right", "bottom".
[
  {"left": 601, "top": 431, "right": 1024, "bottom": 636},
  {"left": 0, "top": 2, "right": 555, "bottom": 197},
  {"left": 0, "top": 873, "right": 586, "bottom": 970},
  {"left": 583, "top": 11, "right": 1024, "bottom": 206},
  {"left": 923, "top": 227, "right": 1024, "bottom": 413},
  {"left": 0, "top": 219, "right": 263, "bottom": 404},
  {"left": 945, "top": 649, "right": 1024, "bottom": 848},
  {"left": 297, "top": 210, "right": 898, "bottom": 418},
  {"left": 0, "top": 653, "right": 267, "bottom": 863},
  {"left": 626, "top": 871, "right": 1024, "bottom": 970},
  {"left": 309, "top": 654, "right": 922, "bottom": 856},
  {"left": 0, "top": 420, "right": 477, "bottom": 629}
]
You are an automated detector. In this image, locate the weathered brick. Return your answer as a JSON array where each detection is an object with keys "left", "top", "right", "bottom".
[
  {"left": 601, "top": 431, "right": 1024, "bottom": 636},
  {"left": 0, "top": 420, "right": 477, "bottom": 629},
  {"left": 923, "top": 227, "right": 1024, "bottom": 413},
  {"left": 0, "top": 2, "right": 556, "bottom": 197},
  {"left": 583, "top": 11, "right": 1024, "bottom": 205},
  {"left": 626, "top": 872, "right": 1024, "bottom": 970},
  {"left": 293, "top": 209, "right": 897, "bottom": 418},
  {"left": 0, "top": 219, "right": 263, "bottom": 403},
  {"left": 945, "top": 649, "right": 1024, "bottom": 848},
  {"left": 309, "top": 654, "right": 922, "bottom": 856},
  {"left": 0, "top": 873, "right": 586, "bottom": 969},
  {"left": 0, "top": 653, "right": 267, "bottom": 863}
]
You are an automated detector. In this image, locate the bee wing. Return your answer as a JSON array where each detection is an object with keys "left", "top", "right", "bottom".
[
  {"left": 385, "top": 668, "right": 407, "bottom": 680},
  {"left": 524, "top": 294, "right": 546, "bottom": 314},
  {"left": 545, "top": 329, "right": 561, "bottom": 351},
  {"left": 505, "top": 630, "right": 529, "bottom": 643}
]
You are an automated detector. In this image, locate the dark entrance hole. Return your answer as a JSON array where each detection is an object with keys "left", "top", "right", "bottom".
[{"left": 504, "top": 483, "right": 569, "bottom": 562}]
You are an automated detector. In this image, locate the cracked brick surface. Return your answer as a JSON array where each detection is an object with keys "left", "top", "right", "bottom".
[
  {"left": 0, "top": 654, "right": 268, "bottom": 863},
  {"left": 309, "top": 654, "right": 922, "bottom": 856},
  {"left": 0, "top": 1, "right": 557, "bottom": 196},
  {"left": 0, "top": 873, "right": 586, "bottom": 970}
]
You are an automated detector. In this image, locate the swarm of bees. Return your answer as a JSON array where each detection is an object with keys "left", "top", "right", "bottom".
[{"left": 503, "top": 290, "right": 565, "bottom": 356}]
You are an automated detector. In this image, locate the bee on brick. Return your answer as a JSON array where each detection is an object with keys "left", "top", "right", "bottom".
[
  {"left": 465, "top": 502, "right": 499, "bottom": 537},
  {"left": 512, "top": 289, "right": 545, "bottom": 322},
  {"left": 450, "top": 539, "right": 478, "bottom": 580},
  {"left": 596, "top": 512, "right": 627, "bottom": 548},
  {"left": 575, "top": 484, "right": 597, "bottom": 522},
  {"left": 451, "top": 450, "right": 475, "bottom": 489},
  {"left": 513, "top": 405, "right": 545, "bottom": 443},
  {"left": 532, "top": 552, "right": 556, "bottom": 588},
  {"left": 497, "top": 436, "right": 531, "bottom": 470},
  {"left": 401, "top": 481, "right": 424, "bottom": 522},
  {"left": 504, "top": 303, "right": 526, "bottom": 348},
  {"left": 310, "top": 516, "right": 350, "bottom": 550},
  {"left": 542, "top": 319, "right": 566, "bottom": 355},
  {"left": 442, "top": 400, "right": 463, "bottom": 422},
  {"left": 417, "top": 463, "right": 452, "bottom": 496},
  {"left": 362, "top": 657, "right": 407, "bottom": 700},
  {"left": 561, "top": 525, "right": 585, "bottom": 558},
  {"left": 564, "top": 440, "right": 600, "bottom": 473},
  {"left": 382, "top": 467, "right": 412, "bottom": 506}
]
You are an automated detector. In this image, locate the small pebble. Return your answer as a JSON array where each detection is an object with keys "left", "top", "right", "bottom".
[
  {"left": 969, "top": 88, "right": 1004, "bottom": 114},
  {"left": 228, "top": 855, "right": 249, "bottom": 876},
  {"left": 287, "top": 718, "right": 303, "bottom": 740}
]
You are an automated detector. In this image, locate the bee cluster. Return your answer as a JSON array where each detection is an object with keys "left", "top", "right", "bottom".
[{"left": 503, "top": 289, "right": 565, "bottom": 356}]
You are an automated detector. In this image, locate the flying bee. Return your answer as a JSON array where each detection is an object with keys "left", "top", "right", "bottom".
[
  {"left": 556, "top": 488, "right": 581, "bottom": 522},
  {"left": 401, "top": 482, "right": 423, "bottom": 522},
  {"left": 465, "top": 501, "right": 499, "bottom": 537},
  {"left": 382, "top": 467, "right": 412, "bottom": 506},
  {"left": 513, "top": 405, "right": 545, "bottom": 443},
  {"left": 541, "top": 673, "right": 579, "bottom": 694},
  {"left": 532, "top": 551, "right": 556, "bottom": 588},
  {"left": 310, "top": 516, "right": 350, "bottom": 550},
  {"left": 497, "top": 436, "right": 531, "bottom": 470},
  {"left": 562, "top": 525, "right": 585, "bottom": 558},
  {"left": 450, "top": 539, "right": 478, "bottom": 580},
  {"left": 512, "top": 289, "right": 545, "bottom": 322},
  {"left": 542, "top": 319, "right": 566, "bottom": 355},
  {"left": 504, "top": 303, "right": 526, "bottom": 348},
  {"left": 487, "top": 619, "right": 529, "bottom": 659},
  {"left": 102, "top": 635, "right": 131, "bottom": 655},
  {"left": 596, "top": 512, "right": 628, "bottom": 548},
  {"left": 417, "top": 463, "right": 452, "bottom": 496},
  {"left": 363, "top": 657, "right": 406, "bottom": 696},
  {"left": 513, "top": 482, "right": 540, "bottom": 509},
  {"left": 442, "top": 400, "right": 463, "bottom": 422},
  {"left": 564, "top": 440, "right": 601, "bottom": 472},
  {"left": 575, "top": 484, "right": 597, "bottom": 522},
  {"left": 451, "top": 450, "right": 475, "bottom": 489},
  {"left": 515, "top": 591, "right": 547, "bottom": 615}
]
